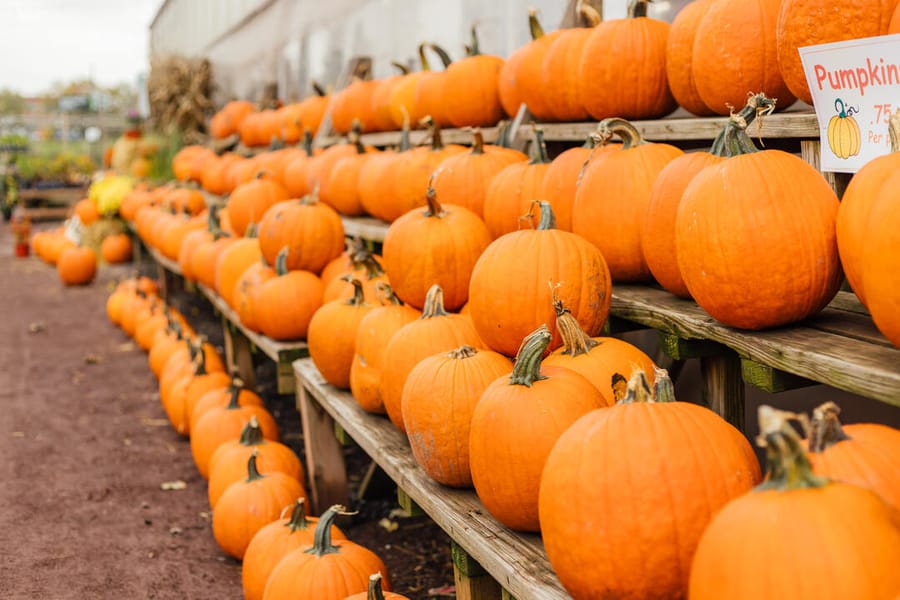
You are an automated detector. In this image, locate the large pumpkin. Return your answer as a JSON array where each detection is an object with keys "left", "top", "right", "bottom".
[
  {"left": 228, "top": 175, "right": 289, "bottom": 237},
  {"left": 675, "top": 113, "right": 842, "bottom": 330},
  {"left": 862, "top": 167, "right": 900, "bottom": 348},
  {"left": 470, "top": 326, "right": 605, "bottom": 531},
  {"left": 540, "top": 369, "right": 761, "bottom": 599},
  {"left": 257, "top": 191, "right": 344, "bottom": 275},
  {"left": 410, "top": 43, "right": 455, "bottom": 128},
  {"left": 665, "top": 0, "right": 716, "bottom": 116},
  {"left": 689, "top": 406, "right": 900, "bottom": 599},
  {"left": 442, "top": 25, "right": 505, "bottom": 128},
  {"left": 540, "top": 4, "right": 601, "bottom": 122}
]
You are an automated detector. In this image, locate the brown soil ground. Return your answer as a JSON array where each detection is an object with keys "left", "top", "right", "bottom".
[{"left": 0, "top": 221, "right": 453, "bottom": 599}]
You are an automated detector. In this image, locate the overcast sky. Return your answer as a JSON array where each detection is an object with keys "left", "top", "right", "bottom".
[{"left": 0, "top": 0, "right": 162, "bottom": 96}]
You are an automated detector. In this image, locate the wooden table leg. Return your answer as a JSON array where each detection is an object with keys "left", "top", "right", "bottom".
[
  {"left": 452, "top": 540, "right": 504, "bottom": 600},
  {"left": 222, "top": 316, "right": 255, "bottom": 389},
  {"left": 700, "top": 353, "right": 744, "bottom": 431},
  {"left": 297, "top": 383, "right": 349, "bottom": 514}
]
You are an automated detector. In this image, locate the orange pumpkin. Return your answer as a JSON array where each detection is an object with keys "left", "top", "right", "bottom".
[
  {"left": 228, "top": 175, "right": 289, "bottom": 237},
  {"left": 100, "top": 233, "right": 133, "bottom": 264},
  {"left": 540, "top": 4, "right": 601, "bottom": 122},
  {"left": 214, "top": 234, "right": 263, "bottom": 308},
  {"left": 256, "top": 250, "right": 325, "bottom": 341},
  {"left": 442, "top": 25, "right": 505, "bottom": 128},
  {"left": 320, "top": 139, "right": 373, "bottom": 216},
  {"left": 74, "top": 198, "right": 99, "bottom": 225},
  {"left": 370, "top": 62, "right": 411, "bottom": 132},
  {"left": 409, "top": 43, "right": 455, "bottom": 128},
  {"left": 233, "top": 257, "right": 276, "bottom": 333},
  {"left": 189, "top": 379, "right": 265, "bottom": 435},
  {"left": 666, "top": 0, "right": 717, "bottom": 116},
  {"left": 344, "top": 573, "right": 408, "bottom": 600},
  {"left": 57, "top": 246, "right": 97, "bottom": 285},
  {"left": 330, "top": 79, "right": 380, "bottom": 134}
]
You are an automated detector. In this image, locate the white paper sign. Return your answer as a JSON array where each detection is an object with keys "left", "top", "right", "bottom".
[{"left": 799, "top": 33, "right": 900, "bottom": 173}]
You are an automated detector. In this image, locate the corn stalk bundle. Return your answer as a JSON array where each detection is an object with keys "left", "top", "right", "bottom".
[{"left": 148, "top": 55, "right": 214, "bottom": 145}]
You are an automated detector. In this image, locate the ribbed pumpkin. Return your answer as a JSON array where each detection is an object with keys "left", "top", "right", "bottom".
[
  {"left": 214, "top": 233, "right": 262, "bottom": 308},
  {"left": 295, "top": 82, "right": 330, "bottom": 136},
  {"left": 381, "top": 285, "right": 484, "bottom": 433},
  {"left": 692, "top": 0, "right": 795, "bottom": 114},
  {"left": 540, "top": 4, "right": 602, "bottom": 123},
  {"left": 212, "top": 452, "right": 307, "bottom": 560},
  {"left": 282, "top": 135, "right": 316, "bottom": 198},
  {"left": 689, "top": 406, "right": 900, "bottom": 600},
  {"left": 430, "top": 128, "right": 527, "bottom": 219},
  {"left": 482, "top": 127, "right": 552, "bottom": 239},
  {"left": 892, "top": 2, "right": 900, "bottom": 30},
  {"left": 320, "top": 138, "right": 373, "bottom": 217},
  {"left": 160, "top": 213, "right": 206, "bottom": 261},
  {"left": 442, "top": 25, "right": 505, "bottom": 128},
  {"left": 573, "top": 117, "right": 683, "bottom": 282},
  {"left": 862, "top": 169, "right": 900, "bottom": 347},
  {"left": 777, "top": 0, "right": 898, "bottom": 105},
  {"left": 370, "top": 62, "right": 410, "bottom": 132},
  {"left": 349, "top": 283, "right": 421, "bottom": 414},
  {"left": 163, "top": 188, "right": 206, "bottom": 215},
  {"left": 159, "top": 340, "right": 226, "bottom": 408},
  {"left": 257, "top": 191, "right": 344, "bottom": 276},
  {"left": 359, "top": 123, "right": 410, "bottom": 221},
  {"left": 344, "top": 573, "right": 407, "bottom": 600},
  {"left": 675, "top": 115, "right": 842, "bottom": 330},
  {"left": 306, "top": 126, "right": 376, "bottom": 196},
  {"left": 665, "top": 0, "right": 716, "bottom": 115},
  {"left": 307, "top": 278, "right": 375, "bottom": 389},
  {"left": 148, "top": 322, "right": 189, "bottom": 378},
  {"left": 190, "top": 388, "right": 279, "bottom": 480},
  {"left": 643, "top": 94, "right": 773, "bottom": 297},
  {"left": 403, "top": 345, "right": 512, "bottom": 488},
  {"left": 388, "top": 44, "right": 448, "bottom": 128},
  {"left": 208, "top": 417, "right": 305, "bottom": 509},
  {"left": 100, "top": 233, "right": 132, "bottom": 263},
  {"left": 227, "top": 175, "right": 289, "bottom": 237},
  {"left": 382, "top": 186, "right": 491, "bottom": 311},
  {"left": 543, "top": 298, "right": 655, "bottom": 404},
  {"left": 540, "top": 369, "right": 762, "bottom": 599},
  {"left": 578, "top": 0, "right": 676, "bottom": 120},
  {"left": 191, "top": 235, "right": 235, "bottom": 290},
  {"left": 179, "top": 369, "right": 231, "bottom": 435},
  {"left": 322, "top": 245, "right": 387, "bottom": 304},
  {"left": 409, "top": 44, "right": 455, "bottom": 128},
  {"left": 189, "top": 378, "right": 266, "bottom": 436},
  {"left": 330, "top": 78, "right": 380, "bottom": 134},
  {"left": 163, "top": 353, "right": 230, "bottom": 437},
  {"left": 468, "top": 202, "right": 611, "bottom": 358},
  {"left": 836, "top": 113, "right": 900, "bottom": 307},
  {"left": 256, "top": 251, "right": 325, "bottom": 341},
  {"left": 262, "top": 505, "right": 390, "bottom": 600},
  {"left": 57, "top": 246, "right": 97, "bottom": 286},
  {"left": 234, "top": 257, "right": 276, "bottom": 333},
  {"left": 470, "top": 326, "right": 605, "bottom": 531},
  {"left": 242, "top": 499, "right": 347, "bottom": 600}
]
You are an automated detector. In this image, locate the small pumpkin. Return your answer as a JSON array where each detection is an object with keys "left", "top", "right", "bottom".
[
  {"left": 343, "top": 573, "right": 408, "bottom": 600},
  {"left": 100, "top": 233, "right": 133, "bottom": 264},
  {"left": 57, "top": 246, "right": 97, "bottom": 286},
  {"left": 827, "top": 98, "right": 861, "bottom": 159},
  {"left": 256, "top": 250, "right": 325, "bottom": 341},
  {"left": 227, "top": 175, "right": 289, "bottom": 237},
  {"left": 320, "top": 136, "right": 374, "bottom": 216},
  {"left": 665, "top": 0, "right": 717, "bottom": 116},
  {"left": 214, "top": 233, "right": 262, "bottom": 308},
  {"left": 233, "top": 256, "right": 277, "bottom": 333},
  {"left": 409, "top": 43, "right": 455, "bottom": 128},
  {"left": 74, "top": 198, "right": 100, "bottom": 225},
  {"left": 330, "top": 78, "right": 380, "bottom": 134},
  {"left": 442, "top": 25, "right": 505, "bottom": 128},
  {"left": 189, "top": 377, "right": 266, "bottom": 435}
]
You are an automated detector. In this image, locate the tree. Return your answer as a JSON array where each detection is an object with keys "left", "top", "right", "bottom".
[{"left": 0, "top": 89, "right": 25, "bottom": 115}]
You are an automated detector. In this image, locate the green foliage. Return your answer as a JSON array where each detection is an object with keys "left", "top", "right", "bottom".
[
  {"left": 0, "top": 89, "right": 25, "bottom": 115},
  {"left": 13, "top": 151, "right": 95, "bottom": 184}
]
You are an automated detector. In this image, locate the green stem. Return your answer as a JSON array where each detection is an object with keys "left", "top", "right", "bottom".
[
  {"left": 808, "top": 402, "right": 851, "bottom": 453},
  {"left": 390, "top": 61, "right": 410, "bottom": 75},
  {"left": 374, "top": 282, "right": 404, "bottom": 306},
  {"left": 553, "top": 300, "right": 598, "bottom": 356},
  {"left": 596, "top": 118, "right": 644, "bottom": 150},
  {"left": 529, "top": 126, "right": 550, "bottom": 164},
  {"left": 467, "top": 24, "right": 481, "bottom": 56},
  {"left": 509, "top": 325, "right": 552, "bottom": 387},
  {"left": 709, "top": 93, "right": 774, "bottom": 157},
  {"left": 344, "top": 277, "right": 367, "bottom": 306},
  {"left": 244, "top": 451, "right": 264, "bottom": 482},
  {"left": 301, "top": 129, "right": 314, "bottom": 157},
  {"left": 305, "top": 504, "right": 345, "bottom": 557},
  {"left": 617, "top": 368, "right": 676, "bottom": 404},
  {"left": 226, "top": 379, "right": 243, "bottom": 410},
  {"left": 417, "top": 42, "right": 431, "bottom": 71},
  {"left": 756, "top": 406, "right": 829, "bottom": 491},
  {"left": 311, "top": 81, "right": 326, "bottom": 97},
  {"left": 578, "top": 1, "right": 603, "bottom": 26},
  {"left": 528, "top": 7, "right": 545, "bottom": 39},
  {"left": 420, "top": 284, "right": 449, "bottom": 318},
  {"left": 193, "top": 344, "right": 209, "bottom": 376},
  {"left": 367, "top": 573, "right": 387, "bottom": 600},
  {"left": 285, "top": 498, "right": 312, "bottom": 533},
  {"left": 238, "top": 415, "right": 264, "bottom": 446},
  {"left": 536, "top": 201, "right": 557, "bottom": 230}
]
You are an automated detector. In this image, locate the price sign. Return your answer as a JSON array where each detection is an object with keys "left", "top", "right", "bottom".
[{"left": 799, "top": 33, "right": 900, "bottom": 173}]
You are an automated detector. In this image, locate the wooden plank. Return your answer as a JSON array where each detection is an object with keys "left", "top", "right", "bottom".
[
  {"left": 610, "top": 285, "right": 900, "bottom": 408},
  {"left": 18, "top": 185, "right": 88, "bottom": 205},
  {"left": 741, "top": 358, "right": 817, "bottom": 393},
  {"left": 341, "top": 215, "right": 390, "bottom": 244},
  {"left": 827, "top": 290, "right": 868, "bottom": 315},
  {"left": 805, "top": 307, "right": 891, "bottom": 348},
  {"left": 800, "top": 139, "right": 852, "bottom": 198},
  {"left": 296, "top": 381, "right": 350, "bottom": 514},
  {"left": 146, "top": 244, "right": 182, "bottom": 276},
  {"left": 293, "top": 358, "right": 570, "bottom": 600},
  {"left": 318, "top": 125, "right": 500, "bottom": 150},
  {"left": 452, "top": 540, "right": 504, "bottom": 600},
  {"left": 221, "top": 317, "right": 256, "bottom": 389},
  {"left": 658, "top": 332, "right": 724, "bottom": 360},
  {"left": 700, "top": 353, "right": 744, "bottom": 430}
]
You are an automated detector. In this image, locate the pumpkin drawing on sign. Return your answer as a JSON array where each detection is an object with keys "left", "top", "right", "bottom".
[{"left": 827, "top": 99, "right": 861, "bottom": 159}]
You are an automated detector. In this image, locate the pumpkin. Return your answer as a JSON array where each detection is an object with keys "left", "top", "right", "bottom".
[
  {"left": 192, "top": 235, "right": 235, "bottom": 290},
  {"left": 643, "top": 94, "right": 772, "bottom": 297},
  {"left": 179, "top": 368, "right": 231, "bottom": 435},
  {"left": 189, "top": 378, "right": 265, "bottom": 434},
  {"left": 776, "top": 0, "right": 899, "bottom": 105},
  {"left": 172, "top": 145, "right": 205, "bottom": 181},
  {"left": 208, "top": 416, "right": 306, "bottom": 508},
  {"left": 212, "top": 452, "right": 307, "bottom": 560},
  {"left": 190, "top": 386, "right": 279, "bottom": 479},
  {"left": 693, "top": 0, "right": 795, "bottom": 115},
  {"left": 381, "top": 284, "right": 484, "bottom": 433},
  {"left": 159, "top": 339, "right": 225, "bottom": 405},
  {"left": 468, "top": 201, "right": 611, "bottom": 357},
  {"left": 257, "top": 191, "right": 344, "bottom": 276},
  {"left": 319, "top": 137, "right": 373, "bottom": 217},
  {"left": 307, "top": 278, "right": 375, "bottom": 389},
  {"left": 482, "top": 127, "right": 552, "bottom": 239},
  {"left": 57, "top": 246, "right": 97, "bottom": 286},
  {"left": 344, "top": 573, "right": 408, "bottom": 600},
  {"left": 323, "top": 248, "right": 388, "bottom": 304},
  {"left": 382, "top": 186, "right": 491, "bottom": 311},
  {"left": 543, "top": 297, "right": 656, "bottom": 404},
  {"left": 389, "top": 43, "right": 452, "bottom": 129},
  {"left": 227, "top": 175, "right": 289, "bottom": 237},
  {"left": 578, "top": 0, "right": 676, "bottom": 120},
  {"left": 278, "top": 103, "right": 305, "bottom": 145},
  {"left": 234, "top": 257, "right": 277, "bottom": 333},
  {"left": 134, "top": 306, "right": 170, "bottom": 351},
  {"left": 689, "top": 405, "right": 900, "bottom": 599},
  {"left": 892, "top": 2, "right": 900, "bottom": 31},
  {"left": 214, "top": 234, "right": 262, "bottom": 308},
  {"left": 370, "top": 62, "right": 411, "bottom": 133},
  {"left": 202, "top": 153, "right": 243, "bottom": 196},
  {"left": 410, "top": 43, "right": 455, "bottom": 128},
  {"left": 295, "top": 82, "right": 330, "bottom": 136},
  {"left": 469, "top": 326, "right": 605, "bottom": 531},
  {"left": 541, "top": 6, "right": 603, "bottom": 121},
  {"left": 160, "top": 213, "right": 206, "bottom": 261},
  {"left": 148, "top": 321, "right": 189, "bottom": 377},
  {"left": 430, "top": 128, "right": 526, "bottom": 219},
  {"left": 163, "top": 352, "right": 230, "bottom": 436},
  {"left": 100, "top": 233, "right": 132, "bottom": 264},
  {"left": 443, "top": 25, "right": 505, "bottom": 127},
  {"left": 74, "top": 198, "right": 100, "bottom": 224},
  {"left": 282, "top": 133, "right": 317, "bottom": 198},
  {"left": 665, "top": 0, "right": 716, "bottom": 116},
  {"left": 359, "top": 123, "right": 410, "bottom": 221},
  {"left": 540, "top": 369, "right": 762, "bottom": 599},
  {"left": 861, "top": 168, "right": 900, "bottom": 347},
  {"left": 306, "top": 126, "right": 376, "bottom": 196},
  {"left": 177, "top": 225, "right": 214, "bottom": 282},
  {"left": 242, "top": 498, "right": 347, "bottom": 600},
  {"left": 330, "top": 78, "right": 380, "bottom": 134},
  {"left": 806, "top": 401, "right": 900, "bottom": 510},
  {"left": 256, "top": 250, "right": 325, "bottom": 341},
  {"left": 827, "top": 99, "right": 861, "bottom": 159},
  {"left": 676, "top": 110, "right": 842, "bottom": 330},
  {"left": 261, "top": 505, "right": 390, "bottom": 600},
  {"left": 403, "top": 345, "right": 512, "bottom": 488},
  {"left": 573, "top": 117, "right": 683, "bottom": 282},
  {"left": 349, "top": 284, "right": 421, "bottom": 414},
  {"left": 163, "top": 188, "right": 206, "bottom": 215}
]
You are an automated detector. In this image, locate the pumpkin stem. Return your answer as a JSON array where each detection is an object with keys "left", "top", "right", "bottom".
[
  {"left": 245, "top": 222, "right": 260, "bottom": 238},
  {"left": 467, "top": 24, "right": 482, "bottom": 56},
  {"left": 531, "top": 201, "right": 557, "bottom": 230},
  {"left": 528, "top": 7, "right": 545, "bottom": 39},
  {"left": 808, "top": 401, "right": 851, "bottom": 453},
  {"left": 285, "top": 497, "right": 312, "bottom": 533},
  {"left": 596, "top": 117, "right": 644, "bottom": 150},
  {"left": 311, "top": 81, "right": 326, "bottom": 97},
  {"left": 374, "top": 281, "right": 404, "bottom": 306},
  {"left": 417, "top": 42, "right": 431, "bottom": 71},
  {"left": 581, "top": 133, "right": 598, "bottom": 149},
  {"left": 422, "top": 116, "right": 444, "bottom": 151},
  {"left": 306, "top": 504, "right": 353, "bottom": 557},
  {"left": 226, "top": 378, "right": 244, "bottom": 410},
  {"left": 424, "top": 185, "right": 445, "bottom": 218},
  {"left": 509, "top": 325, "right": 552, "bottom": 387},
  {"left": 710, "top": 93, "right": 775, "bottom": 157},
  {"left": 529, "top": 125, "right": 550, "bottom": 164},
  {"left": 399, "top": 107, "right": 411, "bottom": 152},
  {"left": 428, "top": 43, "right": 454, "bottom": 69},
  {"left": 470, "top": 127, "right": 485, "bottom": 155},
  {"left": 193, "top": 343, "right": 209, "bottom": 376},
  {"left": 420, "top": 284, "right": 449, "bottom": 318},
  {"left": 238, "top": 415, "right": 264, "bottom": 446},
  {"left": 578, "top": 1, "right": 603, "bottom": 26},
  {"left": 756, "top": 405, "right": 829, "bottom": 491},
  {"left": 390, "top": 60, "right": 410, "bottom": 75},
  {"left": 348, "top": 246, "right": 385, "bottom": 280},
  {"left": 301, "top": 128, "right": 314, "bottom": 157},
  {"left": 653, "top": 367, "right": 676, "bottom": 403},
  {"left": 274, "top": 247, "right": 289, "bottom": 276},
  {"left": 617, "top": 368, "right": 674, "bottom": 404},
  {"left": 448, "top": 345, "right": 479, "bottom": 360},
  {"left": 207, "top": 203, "right": 221, "bottom": 233},
  {"left": 628, "top": 0, "right": 649, "bottom": 18},
  {"left": 553, "top": 294, "right": 599, "bottom": 356},
  {"left": 343, "top": 276, "right": 367, "bottom": 306},
  {"left": 367, "top": 573, "right": 387, "bottom": 600},
  {"left": 245, "top": 450, "right": 264, "bottom": 482},
  {"left": 889, "top": 108, "right": 900, "bottom": 153}
]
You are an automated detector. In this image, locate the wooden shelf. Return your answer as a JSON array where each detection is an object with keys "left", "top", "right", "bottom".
[
  {"left": 317, "top": 125, "right": 500, "bottom": 150},
  {"left": 341, "top": 215, "right": 390, "bottom": 244},
  {"left": 145, "top": 244, "right": 181, "bottom": 276},
  {"left": 293, "top": 358, "right": 570, "bottom": 600}
]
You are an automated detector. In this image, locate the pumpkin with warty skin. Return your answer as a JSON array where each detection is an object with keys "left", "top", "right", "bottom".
[
  {"left": 208, "top": 416, "right": 305, "bottom": 509},
  {"left": 442, "top": 25, "right": 505, "bottom": 128},
  {"left": 344, "top": 573, "right": 408, "bottom": 600},
  {"left": 57, "top": 246, "right": 97, "bottom": 285},
  {"left": 807, "top": 401, "right": 900, "bottom": 510},
  {"left": 308, "top": 278, "right": 375, "bottom": 389},
  {"left": 540, "top": 4, "right": 601, "bottom": 122},
  {"left": 665, "top": 0, "right": 717, "bottom": 116},
  {"left": 212, "top": 452, "right": 307, "bottom": 560},
  {"left": 382, "top": 186, "right": 491, "bottom": 311},
  {"left": 470, "top": 326, "right": 605, "bottom": 531},
  {"left": 692, "top": 0, "right": 795, "bottom": 114},
  {"left": 227, "top": 175, "right": 289, "bottom": 237},
  {"left": 675, "top": 113, "right": 842, "bottom": 330},
  {"left": 256, "top": 250, "right": 325, "bottom": 341},
  {"left": 349, "top": 283, "right": 421, "bottom": 414},
  {"left": 469, "top": 201, "right": 611, "bottom": 358},
  {"left": 100, "top": 233, "right": 132, "bottom": 263},
  {"left": 262, "top": 505, "right": 391, "bottom": 600},
  {"left": 242, "top": 499, "right": 347, "bottom": 600},
  {"left": 380, "top": 285, "right": 484, "bottom": 433},
  {"left": 402, "top": 345, "right": 512, "bottom": 488},
  {"left": 540, "top": 368, "right": 761, "bottom": 599},
  {"left": 689, "top": 405, "right": 900, "bottom": 599},
  {"left": 573, "top": 117, "right": 683, "bottom": 282}
]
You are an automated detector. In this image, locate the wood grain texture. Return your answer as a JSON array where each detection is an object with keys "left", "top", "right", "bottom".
[
  {"left": 340, "top": 215, "right": 390, "bottom": 243},
  {"left": 146, "top": 243, "right": 182, "bottom": 275},
  {"left": 740, "top": 359, "right": 816, "bottom": 393},
  {"left": 293, "top": 358, "right": 571, "bottom": 600},
  {"left": 317, "top": 125, "right": 500, "bottom": 150},
  {"left": 610, "top": 285, "right": 900, "bottom": 408},
  {"left": 296, "top": 383, "right": 349, "bottom": 514},
  {"left": 700, "top": 353, "right": 744, "bottom": 430}
]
